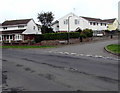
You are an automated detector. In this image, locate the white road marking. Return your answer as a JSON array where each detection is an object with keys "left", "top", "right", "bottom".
[{"left": 47, "top": 51, "right": 119, "bottom": 61}]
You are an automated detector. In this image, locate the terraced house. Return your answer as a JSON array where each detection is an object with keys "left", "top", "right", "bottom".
[
  {"left": 52, "top": 13, "right": 118, "bottom": 36},
  {"left": 0, "top": 19, "right": 41, "bottom": 43}
]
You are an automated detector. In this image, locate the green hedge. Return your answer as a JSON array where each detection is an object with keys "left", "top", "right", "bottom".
[
  {"left": 34, "top": 30, "right": 93, "bottom": 43},
  {"left": 34, "top": 32, "right": 80, "bottom": 42},
  {"left": 44, "top": 32, "right": 80, "bottom": 40},
  {"left": 34, "top": 34, "right": 44, "bottom": 43}
]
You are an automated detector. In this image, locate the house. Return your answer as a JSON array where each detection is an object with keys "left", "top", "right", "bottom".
[
  {"left": 52, "top": 13, "right": 118, "bottom": 36},
  {"left": 103, "top": 18, "right": 118, "bottom": 31},
  {"left": 0, "top": 19, "right": 41, "bottom": 42}
]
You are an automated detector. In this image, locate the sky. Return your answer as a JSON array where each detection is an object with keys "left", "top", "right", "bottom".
[{"left": 0, "top": 0, "right": 119, "bottom": 23}]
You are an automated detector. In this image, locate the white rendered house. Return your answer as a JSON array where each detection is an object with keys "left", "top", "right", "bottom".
[
  {"left": 52, "top": 13, "right": 117, "bottom": 36},
  {"left": 0, "top": 19, "right": 41, "bottom": 42}
]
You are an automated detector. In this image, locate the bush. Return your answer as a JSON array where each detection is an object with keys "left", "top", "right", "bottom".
[
  {"left": 69, "top": 32, "right": 80, "bottom": 38},
  {"left": 34, "top": 30, "right": 93, "bottom": 43},
  {"left": 80, "top": 33, "right": 87, "bottom": 38},
  {"left": 43, "top": 32, "right": 80, "bottom": 40},
  {"left": 82, "top": 29, "right": 93, "bottom": 37},
  {"left": 34, "top": 35, "right": 44, "bottom": 43}
]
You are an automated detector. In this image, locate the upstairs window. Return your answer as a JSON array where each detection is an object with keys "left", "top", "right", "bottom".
[
  {"left": 18, "top": 25, "right": 24, "bottom": 28},
  {"left": 3, "top": 27, "right": 7, "bottom": 30},
  {"left": 90, "top": 22, "right": 92, "bottom": 25},
  {"left": 64, "top": 19, "right": 68, "bottom": 25},
  {"left": 93, "top": 22, "right": 96, "bottom": 25},
  {"left": 33, "top": 26, "right": 35, "bottom": 30},
  {"left": 75, "top": 19, "right": 79, "bottom": 25}
]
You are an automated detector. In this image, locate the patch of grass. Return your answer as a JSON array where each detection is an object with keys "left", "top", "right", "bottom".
[
  {"left": 106, "top": 44, "right": 120, "bottom": 54},
  {"left": 0, "top": 45, "right": 56, "bottom": 48}
]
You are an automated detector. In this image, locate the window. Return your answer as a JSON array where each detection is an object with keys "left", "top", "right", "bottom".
[
  {"left": 18, "top": 25, "right": 24, "bottom": 28},
  {"left": 64, "top": 19, "right": 68, "bottom": 25},
  {"left": 57, "top": 25, "right": 59, "bottom": 28},
  {"left": 0, "top": 35, "right": 2, "bottom": 41},
  {"left": 33, "top": 26, "right": 35, "bottom": 30},
  {"left": 6, "top": 35, "right": 9, "bottom": 39},
  {"left": 3, "top": 27, "right": 7, "bottom": 30},
  {"left": 93, "top": 22, "right": 96, "bottom": 25},
  {"left": 90, "top": 22, "right": 92, "bottom": 25},
  {"left": 97, "top": 23, "right": 98, "bottom": 25},
  {"left": 75, "top": 19, "right": 79, "bottom": 25},
  {"left": 15, "top": 34, "right": 22, "bottom": 40},
  {"left": 101, "top": 23, "right": 103, "bottom": 26},
  {"left": 10, "top": 35, "right": 12, "bottom": 39},
  {"left": 104, "top": 24, "right": 106, "bottom": 26}
]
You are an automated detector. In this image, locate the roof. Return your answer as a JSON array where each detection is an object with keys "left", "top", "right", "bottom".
[
  {"left": 2, "top": 19, "right": 32, "bottom": 26},
  {"left": 52, "top": 20, "right": 59, "bottom": 25},
  {"left": 102, "top": 18, "right": 116, "bottom": 23},
  {"left": 0, "top": 29, "right": 26, "bottom": 34},
  {"left": 81, "top": 16, "right": 102, "bottom": 22},
  {"left": 81, "top": 16, "right": 116, "bottom": 23}
]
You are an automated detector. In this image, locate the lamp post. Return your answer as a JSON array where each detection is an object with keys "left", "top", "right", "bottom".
[{"left": 67, "top": 16, "right": 72, "bottom": 44}]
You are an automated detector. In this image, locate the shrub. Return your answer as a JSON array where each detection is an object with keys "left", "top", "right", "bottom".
[
  {"left": 80, "top": 33, "right": 87, "bottom": 38},
  {"left": 82, "top": 29, "right": 93, "bottom": 37},
  {"left": 34, "top": 35, "right": 44, "bottom": 43},
  {"left": 69, "top": 32, "right": 80, "bottom": 38},
  {"left": 43, "top": 32, "right": 80, "bottom": 40}
]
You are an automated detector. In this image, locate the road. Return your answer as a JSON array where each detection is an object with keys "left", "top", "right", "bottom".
[
  {"left": 2, "top": 47, "right": 118, "bottom": 91},
  {"left": 46, "top": 39, "right": 118, "bottom": 59}
]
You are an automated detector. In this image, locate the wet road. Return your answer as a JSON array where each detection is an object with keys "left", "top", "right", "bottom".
[{"left": 2, "top": 48, "right": 118, "bottom": 91}]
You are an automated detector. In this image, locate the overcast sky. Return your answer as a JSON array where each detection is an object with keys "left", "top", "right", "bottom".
[{"left": 0, "top": 0, "right": 119, "bottom": 23}]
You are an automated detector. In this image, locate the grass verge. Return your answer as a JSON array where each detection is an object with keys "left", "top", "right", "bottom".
[
  {"left": 106, "top": 44, "right": 120, "bottom": 54},
  {"left": 1, "top": 45, "right": 56, "bottom": 49}
]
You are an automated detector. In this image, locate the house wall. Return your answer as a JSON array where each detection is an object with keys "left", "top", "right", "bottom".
[
  {"left": 88, "top": 22, "right": 107, "bottom": 31},
  {"left": 54, "top": 13, "right": 108, "bottom": 32},
  {"left": 107, "top": 19, "right": 118, "bottom": 31},
  {"left": 52, "top": 23, "right": 59, "bottom": 32},
  {"left": 0, "top": 25, "right": 27, "bottom": 31},
  {"left": 22, "top": 20, "right": 41, "bottom": 34},
  {"left": 0, "top": 19, "right": 42, "bottom": 42},
  {"left": 0, "top": 24, "right": 26, "bottom": 42},
  {"left": 58, "top": 13, "right": 89, "bottom": 32}
]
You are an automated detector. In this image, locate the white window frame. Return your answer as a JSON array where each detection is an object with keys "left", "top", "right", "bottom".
[
  {"left": 64, "top": 19, "right": 68, "bottom": 25},
  {"left": 75, "top": 19, "right": 79, "bottom": 25},
  {"left": 15, "top": 34, "right": 22, "bottom": 41}
]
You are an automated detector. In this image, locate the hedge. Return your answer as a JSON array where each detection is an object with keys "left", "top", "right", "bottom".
[
  {"left": 34, "top": 34, "right": 44, "bottom": 43},
  {"left": 34, "top": 32, "right": 80, "bottom": 43},
  {"left": 34, "top": 30, "right": 93, "bottom": 43}
]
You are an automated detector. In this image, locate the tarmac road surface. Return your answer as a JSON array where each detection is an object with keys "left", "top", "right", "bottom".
[{"left": 2, "top": 48, "right": 118, "bottom": 91}]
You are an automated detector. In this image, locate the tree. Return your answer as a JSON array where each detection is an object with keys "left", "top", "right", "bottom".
[{"left": 37, "top": 12, "right": 54, "bottom": 34}]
